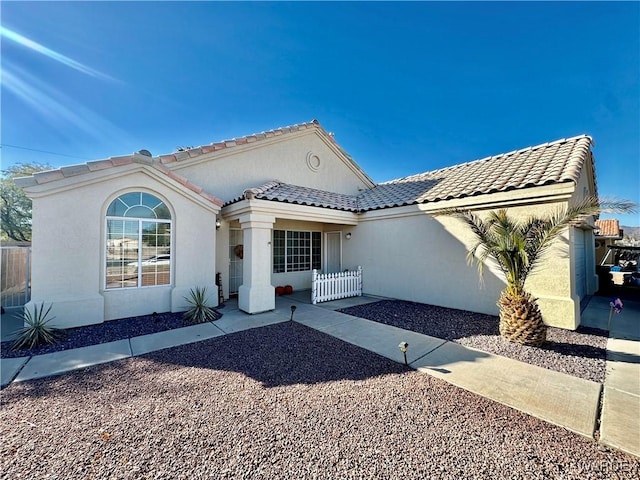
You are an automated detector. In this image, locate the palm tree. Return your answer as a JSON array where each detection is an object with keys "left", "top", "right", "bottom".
[{"left": 439, "top": 196, "right": 636, "bottom": 346}]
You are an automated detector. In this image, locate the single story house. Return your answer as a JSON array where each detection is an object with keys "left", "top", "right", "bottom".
[{"left": 16, "top": 120, "right": 599, "bottom": 330}]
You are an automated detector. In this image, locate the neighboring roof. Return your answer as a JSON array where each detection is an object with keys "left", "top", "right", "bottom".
[
  {"left": 595, "top": 219, "right": 622, "bottom": 238},
  {"left": 15, "top": 154, "right": 223, "bottom": 207},
  {"left": 230, "top": 135, "right": 596, "bottom": 212}
]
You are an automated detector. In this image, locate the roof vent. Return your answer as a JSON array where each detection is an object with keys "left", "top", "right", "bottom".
[{"left": 137, "top": 149, "right": 152, "bottom": 157}]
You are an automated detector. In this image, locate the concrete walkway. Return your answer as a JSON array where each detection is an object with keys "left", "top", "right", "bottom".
[
  {"left": 580, "top": 295, "right": 640, "bottom": 457},
  {"left": 1, "top": 292, "right": 638, "bottom": 457}
]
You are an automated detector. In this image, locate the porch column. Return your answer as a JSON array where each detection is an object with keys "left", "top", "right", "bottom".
[{"left": 238, "top": 213, "right": 276, "bottom": 314}]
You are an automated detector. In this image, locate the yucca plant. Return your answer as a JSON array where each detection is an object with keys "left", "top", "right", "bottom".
[
  {"left": 438, "top": 196, "right": 636, "bottom": 346},
  {"left": 183, "top": 286, "right": 217, "bottom": 323},
  {"left": 11, "top": 302, "right": 63, "bottom": 350}
]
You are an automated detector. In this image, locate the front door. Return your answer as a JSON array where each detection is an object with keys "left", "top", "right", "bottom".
[
  {"left": 325, "top": 231, "right": 342, "bottom": 273},
  {"left": 229, "top": 229, "right": 243, "bottom": 294}
]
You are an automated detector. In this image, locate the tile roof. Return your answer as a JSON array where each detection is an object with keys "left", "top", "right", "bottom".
[
  {"left": 16, "top": 124, "right": 595, "bottom": 215},
  {"left": 358, "top": 134, "right": 594, "bottom": 210},
  {"left": 15, "top": 154, "right": 223, "bottom": 207},
  {"left": 158, "top": 120, "right": 315, "bottom": 162},
  {"left": 230, "top": 135, "right": 596, "bottom": 212},
  {"left": 14, "top": 119, "right": 373, "bottom": 203},
  {"left": 595, "top": 219, "right": 622, "bottom": 238},
  {"left": 228, "top": 181, "right": 359, "bottom": 212}
]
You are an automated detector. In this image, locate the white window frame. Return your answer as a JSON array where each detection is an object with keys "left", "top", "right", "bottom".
[
  {"left": 272, "top": 229, "right": 321, "bottom": 273},
  {"left": 104, "top": 192, "right": 172, "bottom": 290}
]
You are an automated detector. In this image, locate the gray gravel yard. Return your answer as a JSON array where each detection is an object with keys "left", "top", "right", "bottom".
[
  {"left": 338, "top": 300, "right": 608, "bottom": 383},
  {"left": 2, "top": 322, "right": 637, "bottom": 479}
]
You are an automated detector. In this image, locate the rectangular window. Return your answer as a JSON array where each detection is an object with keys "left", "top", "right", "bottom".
[
  {"left": 273, "top": 230, "right": 321, "bottom": 273},
  {"left": 105, "top": 219, "right": 171, "bottom": 289}
]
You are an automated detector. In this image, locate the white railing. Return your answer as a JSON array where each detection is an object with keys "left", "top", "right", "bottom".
[
  {"left": 311, "top": 266, "right": 362, "bottom": 304},
  {"left": 1, "top": 246, "right": 31, "bottom": 307}
]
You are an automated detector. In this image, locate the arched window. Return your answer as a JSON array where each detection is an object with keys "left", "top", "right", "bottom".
[{"left": 105, "top": 192, "right": 171, "bottom": 289}]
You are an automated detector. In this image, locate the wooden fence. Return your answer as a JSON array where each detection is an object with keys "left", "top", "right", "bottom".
[{"left": 1, "top": 246, "right": 31, "bottom": 307}]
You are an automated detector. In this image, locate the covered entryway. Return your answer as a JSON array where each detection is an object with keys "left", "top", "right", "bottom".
[{"left": 221, "top": 192, "right": 359, "bottom": 314}]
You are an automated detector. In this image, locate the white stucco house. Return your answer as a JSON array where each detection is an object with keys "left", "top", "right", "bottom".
[{"left": 16, "top": 120, "right": 599, "bottom": 330}]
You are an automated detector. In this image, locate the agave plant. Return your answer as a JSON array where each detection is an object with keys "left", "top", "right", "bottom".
[
  {"left": 439, "top": 196, "right": 636, "bottom": 346},
  {"left": 183, "top": 286, "right": 218, "bottom": 324},
  {"left": 11, "top": 302, "right": 63, "bottom": 350}
]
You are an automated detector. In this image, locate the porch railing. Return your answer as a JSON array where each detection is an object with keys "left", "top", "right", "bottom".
[
  {"left": 1, "top": 246, "right": 31, "bottom": 307},
  {"left": 311, "top": 266, "right": 362, "bottom": 304}
]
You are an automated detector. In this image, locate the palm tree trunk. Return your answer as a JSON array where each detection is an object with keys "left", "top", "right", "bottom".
[{"left": 497, "top": 287, "right": 547, "bottom": 346}]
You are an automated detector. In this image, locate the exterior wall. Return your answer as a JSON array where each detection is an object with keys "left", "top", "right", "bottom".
[
  {"left": 171, "top": 130, "right": 371, "bottom": 202},
  {"left": 348, "top": 212, "right": 505, "bottom": 317},
  {"left": 27, "top": 170, "right": 218, "bottom": 328},
  {"left": 350, "top": 198, "right": 586, "bottom": 330}
]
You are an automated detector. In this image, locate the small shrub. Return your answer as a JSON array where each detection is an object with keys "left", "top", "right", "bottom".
[
  {"left": 11, "top": 303, "right": 63, "bottom": 351},
  {"left": 183, "top": 286, "right": 218, "bottom": 324}
]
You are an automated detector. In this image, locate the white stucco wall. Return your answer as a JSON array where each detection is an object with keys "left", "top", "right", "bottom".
[
  {"left": 347, "top": 212, "right": 505, "bottom": 317},
  {"left": 349, "top": 194, "right": 591, "bottom": 330},
  {"left": 26, "top": 169, "right": 218, "bottom": 328}
]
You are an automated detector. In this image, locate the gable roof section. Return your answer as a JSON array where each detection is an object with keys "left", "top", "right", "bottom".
[
  {"left": 156, "top": 119, "right": 375, "bottom": 187},
  {"left": 14, "top": 119, "right": 374, "bottom": 198},
  {"left": 229, "top": 135, "right": 596, "bottom": 212},
  {"left": 15, "top": 154, "right": 223, "bottom": 207},
  {"left": 595, "top": 219, "right": 622, "bottom": 238},
  {"left": 358, "top": 134, "right": 594, "bottom": 210}
]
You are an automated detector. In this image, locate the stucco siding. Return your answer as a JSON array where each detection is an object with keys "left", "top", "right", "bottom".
[
  {"left": 348, "top": 213, "right": 505, "bottom": 316},
  {"left": 28, "top": 170, "right": 218, "bottom": 327},
  {"left": 350, "top": 199, "right": 583, "bottom": 329},
  {"left": 28, "top": 179, "right": 107, "bottom": 327}
]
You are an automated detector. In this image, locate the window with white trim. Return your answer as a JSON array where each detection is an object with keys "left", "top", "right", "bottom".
[
  {"left": 105, "top": 192, "right": 171, "bottom": 289},
  {"left": 273, "top": 230, "right": 321, "bottom": 273}
]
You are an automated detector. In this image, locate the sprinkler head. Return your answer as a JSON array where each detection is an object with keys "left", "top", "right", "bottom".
[{"left": 290, "top": 305, "right": 297, "bottom": 321}]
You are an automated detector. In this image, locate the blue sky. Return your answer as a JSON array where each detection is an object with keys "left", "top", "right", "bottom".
[{"left": 2, "top": 1, "right": 638, "bottom": 225}]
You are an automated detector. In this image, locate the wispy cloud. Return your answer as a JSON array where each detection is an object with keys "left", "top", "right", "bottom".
[{"left": 0, "top": 26, "right": 114, "bottom": 81}]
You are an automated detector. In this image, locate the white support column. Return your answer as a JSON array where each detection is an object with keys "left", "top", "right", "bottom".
[{"left": 238, "top": 213, "right": 276, "bottom": 314}]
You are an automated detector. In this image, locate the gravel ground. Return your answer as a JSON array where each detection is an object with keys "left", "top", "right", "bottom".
[
  {"left": 1, "top": 310, "right": 222, "bottom": 359},
  {"left": 1, "top": 322, "right": 637, "bottom": 479},
  {"left": 338, "top": 300, "right": 608, "bottom": 383},
  {"left": 2, "top": 299, "right": 607, "bottom": 384}
]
